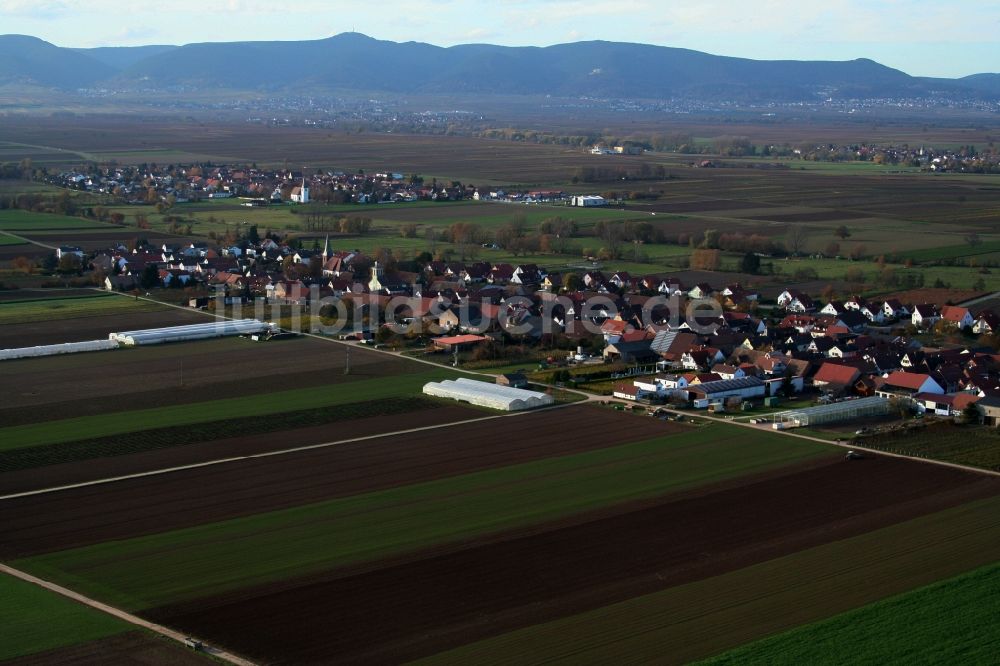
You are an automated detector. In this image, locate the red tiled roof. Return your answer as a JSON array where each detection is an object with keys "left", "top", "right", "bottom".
[
  {"left": 813, "top": 362, "right": 862, "bottom": 386},
  {"left": 941, "top": 305, "right": 970, "bottom": 323},
  {"left": 884, "top": 371, "right": 931, "bottom": 390}
]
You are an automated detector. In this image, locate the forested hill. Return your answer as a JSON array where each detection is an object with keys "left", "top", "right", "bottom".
[{"left": 0, "top": 32, "right": 996, "bottom": 102}]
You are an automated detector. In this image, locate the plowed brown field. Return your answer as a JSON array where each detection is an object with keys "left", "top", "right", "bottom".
[
  {"left": 143, "top": 456, "right": 1000, "bottom": 665},
  {"left": 0, "top": 334, "right": 410, "bottom": 422},
  {"left": 0, "top": 404, "right": 479, "bottom": 494},
  {"left": 0, "top": 406, "right": 684, "bottom": 557}
]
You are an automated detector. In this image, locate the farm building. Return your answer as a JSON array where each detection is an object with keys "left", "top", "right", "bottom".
[
  {"left": 110, "top": 320, "right": 273, "bottom": 346},
  {"left": 496, "top": 372, "right": 528, "bottom": 389},
  {"left": 423, "top": 378, "right": 554, "bottom": 411},
  {"left": 572, "top": 195, "right": 607, "bottom": 207},
  {"left": 432, "top": 334, "right": 488, "bottom": 351},
  {"left": 875, "top": 371, "right": 944, "bottom": 399},
  {"left": 687, "top": 376, "right": 766, "bottom": 408}
]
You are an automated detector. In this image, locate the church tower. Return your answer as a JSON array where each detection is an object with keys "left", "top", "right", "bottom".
[
  {"left": 322, "top": 234, "right": 332, "bottom": 263},
  {"left": 368, "top": 260, "right": 384, "bottom": 293}
]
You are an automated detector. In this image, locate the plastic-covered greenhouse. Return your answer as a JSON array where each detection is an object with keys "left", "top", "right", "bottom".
[
  {"left": 0, "top": 339, "right": 119, "bottom": 361},
  {"left": 772, "top": 396, "right": 889, "bottom": 428},
  {"left": 110, "top": 319, "right": 272, "bottom": 346},
  {"left": 423, "top": 378, "right": 554, "bottom": 411}
]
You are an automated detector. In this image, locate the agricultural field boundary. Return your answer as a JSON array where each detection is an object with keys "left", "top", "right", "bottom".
[
  {"left": 0, "top": 563, "right": 255, "bottom": 666},
  {"left": 0, "top": 229, "right": 56, "bottom": 250},
  {"left": 0, "top": 406, "right": 543, "bottom": 500},
  {"left": 0, "top": 396, "right": 441, "bottom": 472},
  {"left": 422, "top": 494, "right": 1000, "bottom": 665},
  {"left": 10, "top": 426, "right": 831, "bottom": 609},
  {"left": 101, "top": 289, "right": 1000, "bottom": 480},
  {"left": 699, "top": 560, "right": 1000, "bottom": 665}
]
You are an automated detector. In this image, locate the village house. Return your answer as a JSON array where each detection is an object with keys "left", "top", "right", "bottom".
[
  {"left": 876, "top": 371, "right": 944, "bottom": 399},
  {"left": 911, "top": 304, "right": 942, "bottom": 328},
  {"left": 940, "top": 305, "right": 974, "bottom": 330}
]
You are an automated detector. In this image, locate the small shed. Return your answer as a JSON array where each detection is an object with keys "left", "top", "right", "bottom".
[{"left": 497, "top": 372, "right": 528, "bottom": 389}]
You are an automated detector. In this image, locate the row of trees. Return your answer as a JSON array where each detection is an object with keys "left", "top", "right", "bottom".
[
  {"left": 571, "top": 163, "right": 668, "bottom": 184},
  {"left": 299, "top": 213, "right": 373, "bottom": 234}
]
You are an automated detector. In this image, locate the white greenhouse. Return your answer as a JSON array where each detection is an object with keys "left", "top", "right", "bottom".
[
  {"left": 110, "top": 319, "right": 273, "bottom": 346},
  {"left": 772, "top": 396, "right": 890, "bottom": 429},
  {"left": 423, "top": 378, "right": 554, "bottom": 411},
  {"left": 0, "top": 339, "right": 119, "bottom": 361}
]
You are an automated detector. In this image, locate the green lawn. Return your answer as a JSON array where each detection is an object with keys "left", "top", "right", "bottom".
[
  {"left": 14, "top": 424, "right": 832, "bottom": 610},
  {"left": 701, "top": 561, "right": 1000, "bottom": 665},
  {"left": 423, "top": 494, "right": 1000, "bottom": 665},
  {"left": 0, "top": 367, "right": 458, "bottom": 450},
  {"left": 0, "top": 293, "right": 166, "bottom": 325},
  {"left": 0, "top": 573, "right": 129, "bottom": 661}
]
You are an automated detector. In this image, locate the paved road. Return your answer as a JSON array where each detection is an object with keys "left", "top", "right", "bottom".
[
  {"left": 958, "top": 290, "right": 1000, "bottom": 308},
  {"left": 0, "top": 563, "right": 256, "bottom": 666}
]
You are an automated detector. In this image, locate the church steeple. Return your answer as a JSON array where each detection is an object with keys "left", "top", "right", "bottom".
[
  {"left": 322, "top": 234, "right": 332, "bottom": 262},
  {"left": 368, "top": 260, "right": 384, "bottom": 293}
]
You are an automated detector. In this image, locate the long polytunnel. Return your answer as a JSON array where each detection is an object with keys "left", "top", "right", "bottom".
[
  {"left": 423, "top": 377, "right": 554, "bottom": 411},
  {"left": 110, "top": 319, "right": 272, "bottom": 346},
  {"left": 0, "top": 339, "right": 119, "bottom": 361}
]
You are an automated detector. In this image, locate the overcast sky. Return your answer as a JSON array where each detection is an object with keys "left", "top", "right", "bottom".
[{"left": 2, "top": 0, "right": 998, "bottom": 78}]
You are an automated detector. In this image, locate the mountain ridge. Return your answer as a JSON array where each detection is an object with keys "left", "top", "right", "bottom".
[{"left": 0, "top": 32, "right": 996, "bottom": 101}]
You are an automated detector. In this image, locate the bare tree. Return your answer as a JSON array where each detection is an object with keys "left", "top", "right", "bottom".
[
  {"left": 786, "top": 225, "right": 809, "bottom": 256},
  {"left": 595, "top": 221, "right": 624, "bottom": 259},
  {"left": 426, "top": 226, "right": 440, "bottom": 254}
]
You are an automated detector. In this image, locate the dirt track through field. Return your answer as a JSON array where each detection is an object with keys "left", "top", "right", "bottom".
[
  {"left": 144, "top": 456, "right": 1000, "bottom": 665},
  {"left": 0, "top": 406, "right": 683, "bottom": 558}
]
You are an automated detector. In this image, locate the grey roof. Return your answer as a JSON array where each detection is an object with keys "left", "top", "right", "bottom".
[
  {"left": 651, "top": 330, "right": 682, "bottom": 353},
  {"left": 688, "top": 376, "right": 765, "bottom": 395}
]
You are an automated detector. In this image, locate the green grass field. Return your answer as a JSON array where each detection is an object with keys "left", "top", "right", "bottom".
[
  {"left": 897, "top": 239, "right": 1000, "bottom": 264},
  {"left": 0, "top": 233, "right": 29, "bottom": 246},
  {"left": 0, "top": 574, "right": 129, "bottom": 661},
  {"left": 14, "top": 424, "right": 832, "bottom": 610},
  {"left": 0, "top": 367, "right": 458, "bottom": 450},
  {"left": 0, "top": 210, "right": 117, "bottom": 231},
  {"left": 0, "top": 396, "right": 442, "bottom": 472},
  {"left": 0, "top": 293, "right": 166, "bottom": 325},
  {"left": 423, "top": 494, "right": 1000, "bottom": 665},
  {"left": 701, "top": 560, "right": 1000, "bottom": 665}
]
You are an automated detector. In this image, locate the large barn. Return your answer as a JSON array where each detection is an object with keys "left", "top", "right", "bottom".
[{"left": 687, "top": 377, "right": 766, "bottom": 408}]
